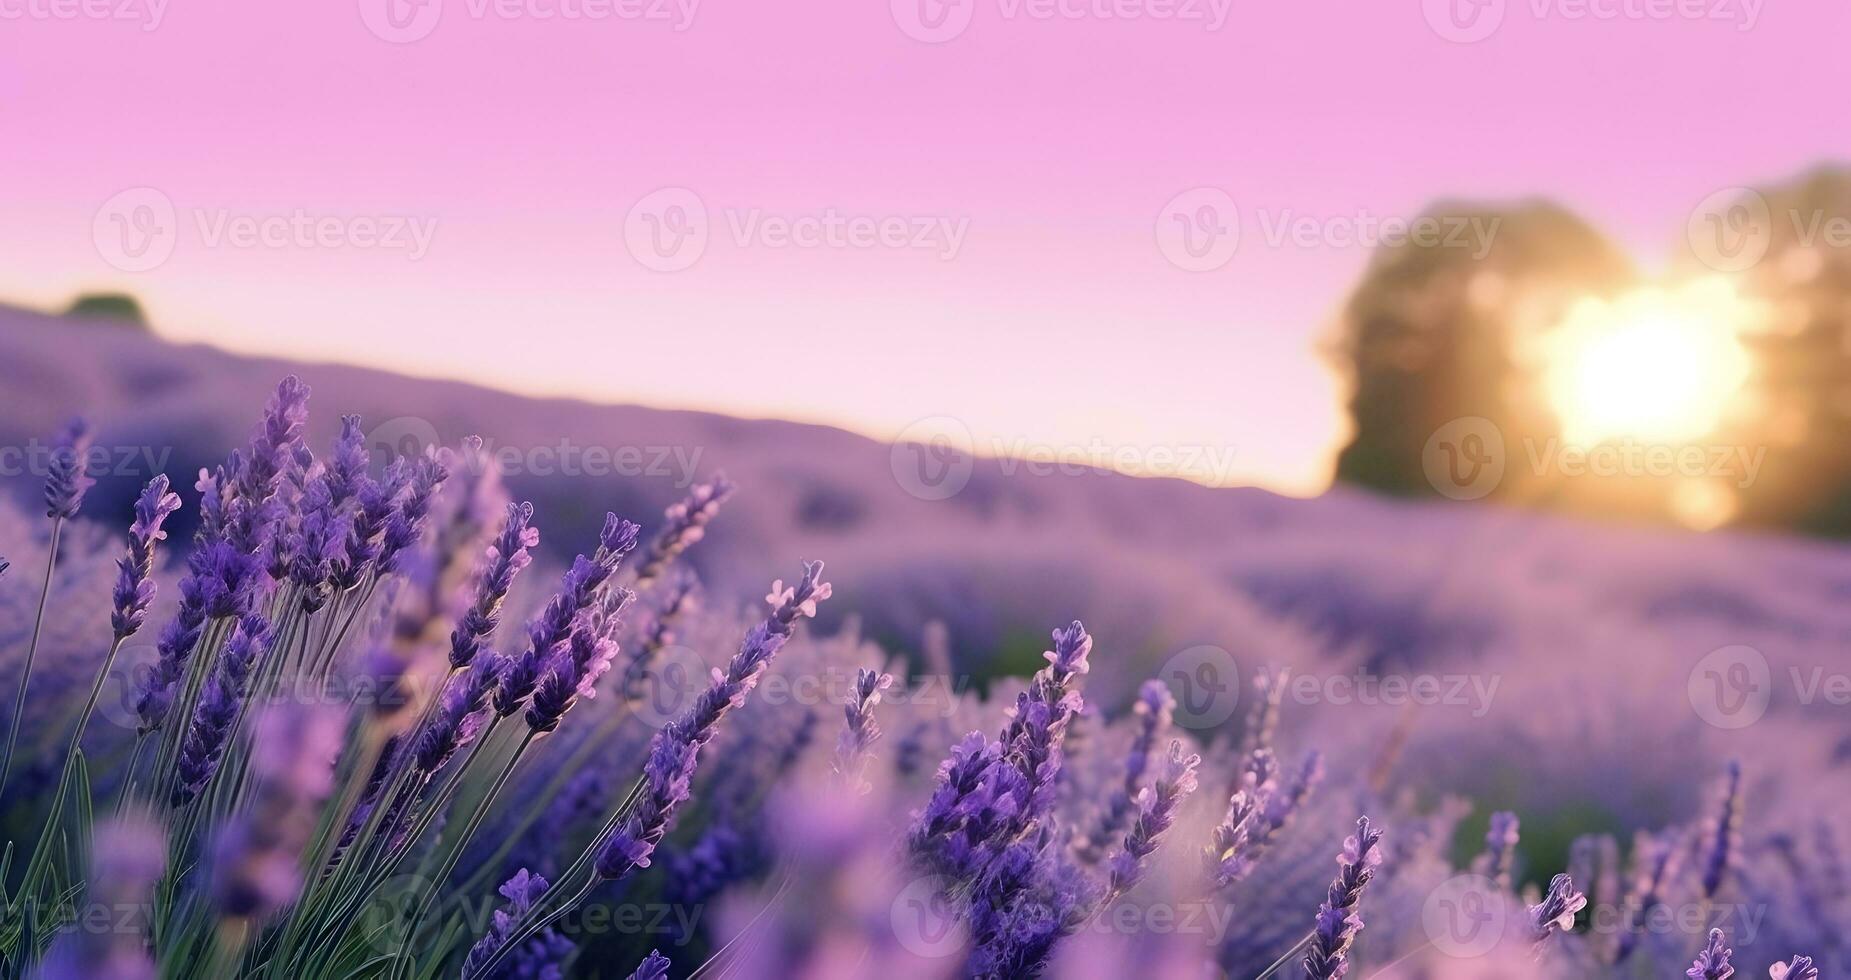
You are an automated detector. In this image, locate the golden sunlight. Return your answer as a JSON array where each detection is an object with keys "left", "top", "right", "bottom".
[{"left": 1536, "top": 278, "right": 1758, "bottom": 448}]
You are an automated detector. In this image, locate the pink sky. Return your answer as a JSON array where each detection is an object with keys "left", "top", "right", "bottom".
[{"left": 1, "top": 0, "right": 1844, "bottom": 494}]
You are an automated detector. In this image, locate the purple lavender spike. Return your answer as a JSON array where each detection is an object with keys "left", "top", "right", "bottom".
[
  {"left": 1702, "top": 760, "right": 1743, "bottom": 898},
  {"left": 450, "top": 501, "right": 539, "bottom": 669},
  {"left": 330, "top": 461, "right": 405, "bottom": 593},
  {"left": 1688, "top": 928, "right": 1735, "bottom": 980},
  {"left": 994, "top": 621, "right": 1093, "bottom": 835},
  {"left": 632, "top": 475, "right": 735, "bottom": 586},
  {"left": 1770, "top": 956, "right": 1818, "bottom": 980},
  {"left": 1076, "top": 678, "right": 1174, "bottom": 864},
  {"left": 415, "top": 653, "right": 506, "bottom": 774},
  {"left": 625, "top": 951, "right": 671, "bottom": 980},
  {"left": 1482, "top": 811, "right": 1520, "bottom": 888},
  {"left": 591, "top": 562, "right": 830, "bottom": 883},
  {"left": 289, "top": 468, "right": 346, "bottom": 614},
  {"left": 212, "top": 702, "right": 341, "bottom": 921},
  {"left": 43, "top": 418, "right": 95, "bottom": 519},
  {"left": 620, "top": 572, "right": 698, "bottom": 705},
  {"left": 1528, "top": 873, "right": 1585, "bottom": 955},
  {"left": 833, "top": 667, "right": 894, "bottom": 792},
  {"left": 1104, "top": 739, "right": 1201, "bottom": 901},
  {"left": 1303, "top": 816, "right": 1384, "bottom": 980},
  {"left": 526, "top": 598, "right": 631, "bottom": 734},
  {"left": 172, "top": 614, "right": 273, "bottom": 806},
  {"left": 111, "top": 474, "right": 182, "bottom": 638},
  {"left": 379, "top": 448, "right": 451, "bottom": 574},
  {"left": 462, "top": 869, "right": 571, "bottom": 979},
  {"left": 36, "top": 817, "right": 165, "bottom": 980}
]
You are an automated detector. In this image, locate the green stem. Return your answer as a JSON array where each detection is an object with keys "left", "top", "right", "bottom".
[
  {"left": 16, "top": 634, "right": 128, "bottom": 899},
  {"left": 0, "top": 517, "right": 64, "bottom": 796},
  {"left": 388, "top": 730, "right": 534, "bottom": 980}
]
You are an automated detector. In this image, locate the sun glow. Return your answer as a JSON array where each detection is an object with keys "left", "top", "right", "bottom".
[{"left": 1537, "top": 279, "right": 1757, "bottom": 447}]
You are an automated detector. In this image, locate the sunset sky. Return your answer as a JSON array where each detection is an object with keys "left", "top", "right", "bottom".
[{"left": 2, "top": 0, "right": 1845, "bottom": 495}]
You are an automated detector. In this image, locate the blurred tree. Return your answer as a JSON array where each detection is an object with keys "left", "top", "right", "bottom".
[
  {"left": 1709, "top": 165, "right": 1851, "bottom": 537},
  {"left": 63, "top": 292, "right": 150, "bottom": 329},
  {"left": 1328, "top": 201, "right": 1635, "bottom": 501}
]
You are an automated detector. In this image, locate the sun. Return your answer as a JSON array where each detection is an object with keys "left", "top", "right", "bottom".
[{"left": 1535, "top": 279, "right": 1757, "bottom": 447}]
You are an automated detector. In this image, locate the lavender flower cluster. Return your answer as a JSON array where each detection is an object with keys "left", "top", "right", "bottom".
[{"left": 0, "top": 378, "right": 1839, "bottom": 980}]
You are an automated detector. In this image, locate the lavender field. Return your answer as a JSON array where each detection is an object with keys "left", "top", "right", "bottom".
[{"left": 0, "top": 311, "right": 1843, "bottom": 979}]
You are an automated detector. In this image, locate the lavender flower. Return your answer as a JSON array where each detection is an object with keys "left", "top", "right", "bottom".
[
  {"left": 526, "top": 599, "right": 631, "bottom": 734},
  {"left": 110, "top": 474, "right": 182, "bottom": 638},
  {"left": 35, "top": 816, "right": 165, "bottom": 980},
  {"left": 620, "top": 572, "right": 698, "bottom": 705},
  {"left": 379, "top": 448, "right": 450, "bottom": 574},
  {"left": 632, "top": 475, "right": 735, "bottom": 586},
  {"left": 494, "top": 516, "right": 640, "bottom": 717},
  {"left": 450, "top": 501, "right": 539, "bottom": 669},
  {"left": 42, "top": 418, "right": 94, "bottom": 519},
  {"left": 1076, "top": 679, "right": 1174, "bottom": 864},
  {"left": 1688, "top": 928, "right": 1736, "bottom": 980},
  {"left": 592, "top": 561, "right": 830, "bottom": 883},
  {"left": 330, "top": 461, "right": 405, "bottom": 593},
  {"left": 1528, "top": 872, "right": 1585, "bottom": 955},
  {"left": 1617, "top": 830, "right": 1683, "bottom": 963},
  {"left": 1303, "top": 816, "right": 1384, "bottom": 980},
  {"left": 625, "top": 951, "right": 671, "bottom": 980},
  {"left": 1482, "top": 810, "right": 1520, "bottom": 888},
  {"left": 1702, "top": 760, "right": 1743, "bottom": 898},
  {"left": 461, "top": 869, "right": 573, "bottom": 980},
  {"left": 414, "top": 654, "right": 506, "bottom": 774},
  {"left": 833, "top": 667, "right": 893, "bottom": 792},
  {"left": 173, "top": 613, "right": 273, "bottom": 805},
  {"left": 995, "top": 621, "right": 1093, "bottom": 833},
  {"left": 212, "top": 703, "right": 342, "bottom": 921},
  {"left": 1209, "top": 749, "right": 1322, "bottom": 890},
  {"left": 1104, "top": 739, "right": 1201, "bottom": 901},
  {"left": 1769, "top": 956, "right": 1818, "bottom": 980}
]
